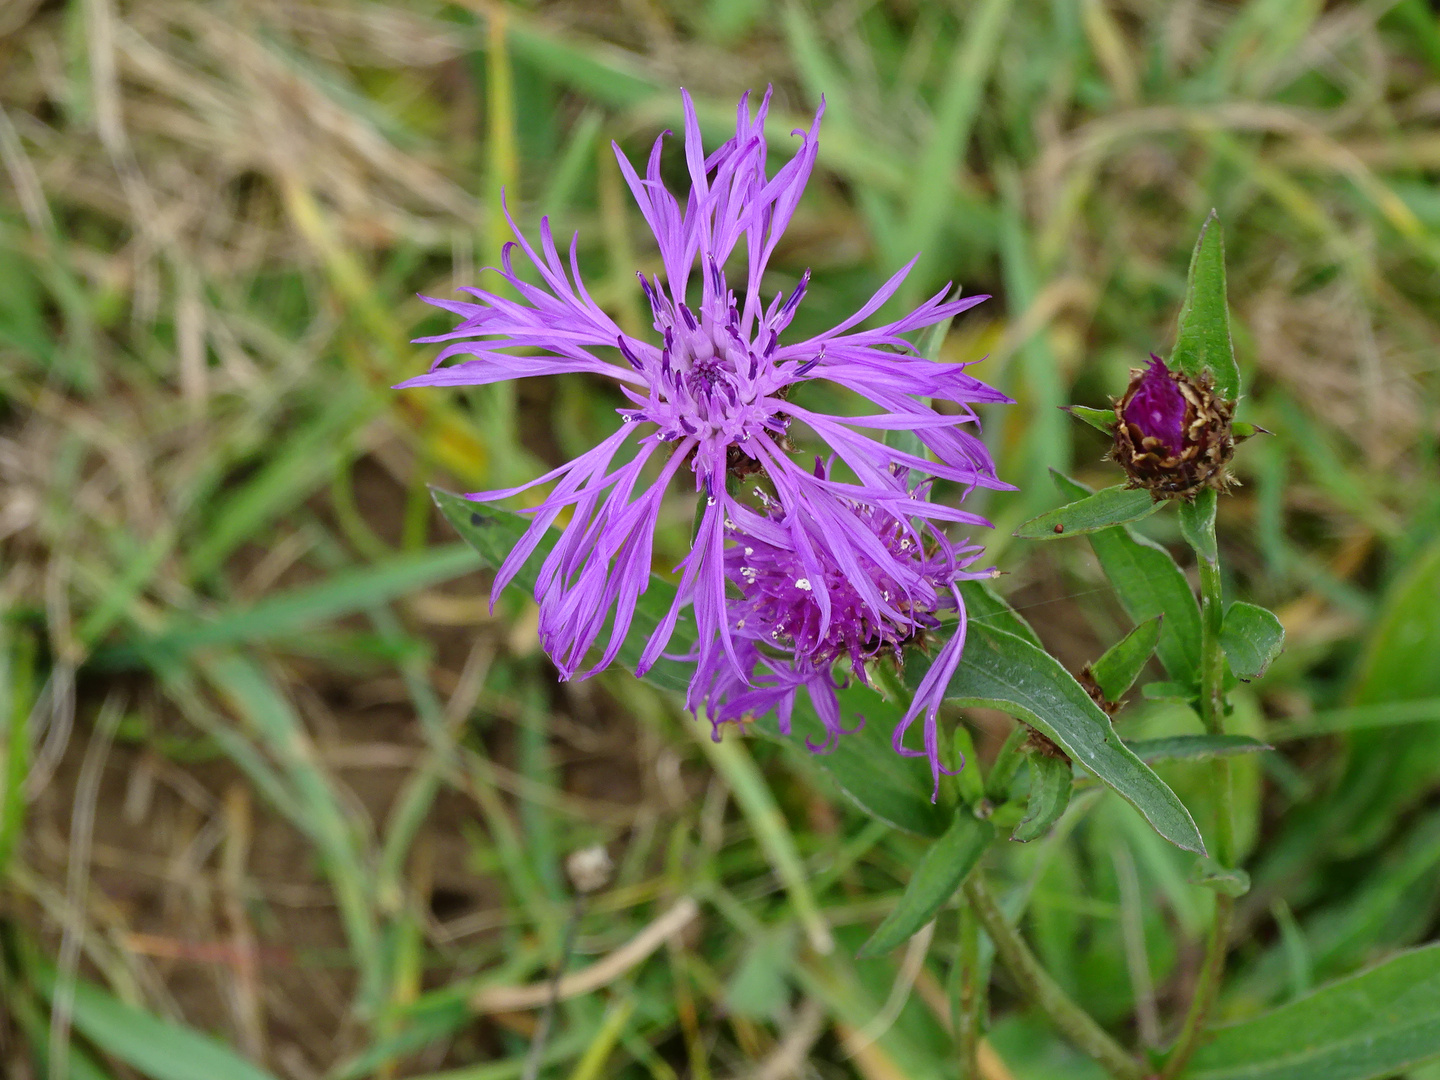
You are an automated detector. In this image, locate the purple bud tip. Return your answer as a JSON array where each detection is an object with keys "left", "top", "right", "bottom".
[{"left": 1123, "top": 354, "right": 1187, "bottom": 454}]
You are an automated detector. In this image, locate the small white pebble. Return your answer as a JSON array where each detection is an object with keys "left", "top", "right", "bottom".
[{"left": 565, "top": 845, "right": 613, "bottom": 895}]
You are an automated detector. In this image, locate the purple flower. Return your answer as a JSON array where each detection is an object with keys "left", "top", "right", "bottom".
[
  {"left": 1122, "top": 354, "right": 1188, "bottom": 455},
  {"left": 688, "top": 465, "right": 992, "bottom": 798},
  {"left": 1112, "top": 353, "right": 1236, "bottom": 500},
  {"left": 399, "top": 88, "right": 1010, "bottom": 688}
]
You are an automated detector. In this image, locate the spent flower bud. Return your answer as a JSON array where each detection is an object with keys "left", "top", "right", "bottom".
[{"left": 1112, "top": 355, "right": 1235, "bottom": 500}]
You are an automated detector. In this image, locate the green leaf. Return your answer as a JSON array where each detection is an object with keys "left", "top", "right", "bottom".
[
  {"left": 1189, "top": 855, "right": 1251, "bottom": 897},
  {"left": 939, "top": 623, "right": 1205, "bottom": 853},
  {"left": 958, "top": 578, "right": 1042, "bottom": 649},
  {"left": 32, "top": 967, "right": 282, "bottom": 1080},
  {"left": 1170, "top": 210, "right": 1240, "bottom": 401},
  {"left": 1232, "top": 420, "right": 1266, "bottom": 441},
  {"left": 1185, "top": 944, "right": 1440, "bottom": 1080},
  {"left": 754, "top": 681, "right": 949, "bottom": 838},
  {"left": 1014, "top": 484, "right": 1161, "bottom": 540},
  {"left": 1063, "top": 404, "right": 1116, "bottom": 435},
  {"left": 1011, "top": 753, "right": 1072, "bottom": 843},
  {"left": 1054, "top": 471, "right": 1202, "bottom": 688},
  {"left": 857, "top": 810, "right": 994, "bottom": 957},
  {"left": 98, "top": 543, "right": 481, "bottom": 668},
  {"left": 1179, "top": 488, "right": 1219, "bottom": 564},
  {"left": 1221, "top": 602, "right": 1285, "bottom": 681},
  {"left": 1090, "top": 616, "right": 1163, "bottom": 702},
  {"left": 1126, "top": 734, "right": 1271, "bottom": 763},
  {"left": 1143, "top": 681, "right": 1196, "bottom": 703}
]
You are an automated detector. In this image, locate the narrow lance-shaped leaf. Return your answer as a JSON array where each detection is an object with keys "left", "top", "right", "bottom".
[
  {"left": 1054, "top": 471, "right": 1202, "bottom": 688},
  {"left": 1186, "top": 943, "right": 1440, "bottom": 1080},
  {"left": 1011, "top": 753, "right": 1073, "bottom": 843},
  {"left": 1090, "top": 615, "right": 1163, "bottom": 702},
  {"left": 1221, "top": 602, "right": 1285, "bottom": 682},
  {"left": 1126, "top": 734, "right": 1270, "bottom": 764},
  {"left": 1063, "top": 404, "right": 1116, "bottom": 435},
  {"left": 1015, "top": 484, "right": 1161, "bottom": 540},
  {"left": 857, "top": 810, "right": 994, "bottom": 957},
  {"left": 1171, "top": 210, "right": 1240, "bottom": 401},
  {"left": 935, "top": 622, "right": 1205, "bottom": 853},
  {"left": 31, "top": 964, "right": 284, "bottom": 1080}
]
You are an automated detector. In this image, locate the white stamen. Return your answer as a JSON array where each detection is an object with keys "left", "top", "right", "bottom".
[{"left": 795, "top": 578, "right": 812, "bottom": 591}]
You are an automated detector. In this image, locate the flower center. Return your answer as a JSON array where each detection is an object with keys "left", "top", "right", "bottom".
[{"left": 622, "top": 268, "right": 794, "bottom": 450}]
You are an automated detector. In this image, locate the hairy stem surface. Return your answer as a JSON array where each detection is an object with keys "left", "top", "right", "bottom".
[
  {"left": 965, "top": 874, "right": 1143, "bottom": 1080},
  {"left": 1162, "top": 545, "right": 1233, "bottom": 1079},
  {"left": 953, "top": 903, "right": 983, "bottom": 1078}
]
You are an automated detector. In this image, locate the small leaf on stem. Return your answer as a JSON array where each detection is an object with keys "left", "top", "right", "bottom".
[
  {"left": 1220, "top": 602, "right": 1285, "bottom": 681},
  {"left": 1062, "top": 404, "right": 1117, "bottom": 435},
  {"left": 1126, "top": 734, "right": 1270, "bottom": 764},
  {"left": 1090, "top": 616, "right": 1163, "bottom": 703},
  {"left": 1190, "top": 855, "right": 1251, "bottom": 897},
  {"left": 1012, "top": 753, "right": 1073, "bottom": 843},
  {"left": 1171, "top": 210, "right": 1241, "bottom": 401},
  {"left": 857, "top": 810, "right": 994, "bottom": 958},
  {"left": 1015, "top": 484, "right": 1162, "bottom": 540}
]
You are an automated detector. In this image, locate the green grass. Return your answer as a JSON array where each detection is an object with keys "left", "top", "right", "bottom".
[{"left": 2, "top": 1, "right": 1440, "bottom": 1077}]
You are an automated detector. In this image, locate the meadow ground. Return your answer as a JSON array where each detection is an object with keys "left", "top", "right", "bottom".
[{"left": 2, "top": 1, "right": 1440, "bottom": 1077}]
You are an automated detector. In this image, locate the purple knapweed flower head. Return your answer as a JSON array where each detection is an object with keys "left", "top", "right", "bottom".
[
  {"left": 1112, "top": 353, "right": 1236, "bottom": 501},
  {"left": 688, "top": 464, "right": 992, "bottom": 798},
  {"left": 399, "top": 88, "right": 1010, "bottom": 689}
]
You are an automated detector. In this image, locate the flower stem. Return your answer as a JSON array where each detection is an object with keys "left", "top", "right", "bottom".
[
  {"left": 964, "top": 874, "right": 1144, "bottom": 1080},
  {"left": 1161, "top": 531, "right": 1234, "bottom": 1080},
  {"left": 953, "top": 902, "right": 983, "bottom": 1078}
]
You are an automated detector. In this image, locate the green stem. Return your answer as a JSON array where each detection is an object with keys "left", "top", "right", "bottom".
[
  {"left": 965, "top": 874, "right": 1143, "bottom": 1080},
  {"left": 1162, "top": 548, "right": 1233, "bottom": 1080},
  {"left": 953, "top": 903, "right": 983, "bottom": 1078},
  {"left": 984, "top": 725, "right": 1028, "bottom": 803}
]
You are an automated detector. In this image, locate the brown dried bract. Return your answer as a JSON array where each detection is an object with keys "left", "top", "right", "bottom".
[
  {"left": 1077, "top": 664, "right": 1120, "bottom": 716},
  {"left": 1112, "top": 367, "right": 1237, "bottom": 501},
  {"left": 1022, "top": 728, "right": 1072, "bottom": 763}
]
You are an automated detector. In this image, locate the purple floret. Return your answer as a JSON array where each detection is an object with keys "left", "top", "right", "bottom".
[
  {"left": 687, "top": 466, "right": 992, "bottom": 798},
  {"left": 1122, "top": 354, "right": 1188, "bottom": 454},
  {"left": 399, "top": 88, "right": 1010, "bottom": 748}
]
